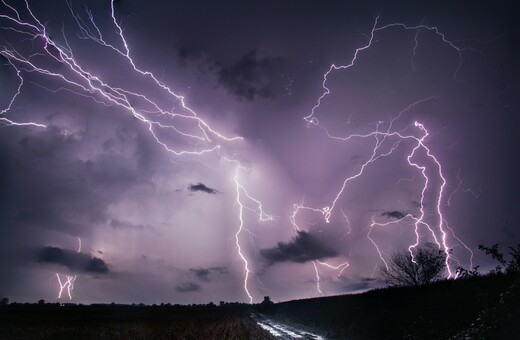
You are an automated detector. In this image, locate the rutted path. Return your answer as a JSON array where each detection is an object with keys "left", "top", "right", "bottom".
[{"left": 254, "top": 314, "right": 325, "bottom": 339}]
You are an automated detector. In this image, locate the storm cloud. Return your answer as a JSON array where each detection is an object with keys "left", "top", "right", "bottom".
[
  {"left": 381, "top": 211, "right": 407, "bottom": 220},
  {"left": 188, "top": 183, "right": 219, "bottom": 194},
  {"left": 175, "top": 282, "right": 201, "bottom": 293},
  {"left": 218, "top": 50, "right": 283, "bottom": 100},
  {"left": 260, "top": 231, "right": 338, "bottom": 266},
  {"left": 190, "top": 266, "right": 228, "bottom": 282},
  {"left": 37, "top": 246, "right": 109, "bottom": 274}
]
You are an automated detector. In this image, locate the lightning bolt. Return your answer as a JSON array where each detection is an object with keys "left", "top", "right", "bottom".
[
  {"left": 0, "top": 0, "right": 241, "bottom": 157},
  {"left": 227, "top": 158, "right": 273, "bottom": 303},
  {"left": 55, "top": 273, "right": 76, "bottom": 300},
  {"left": 0, "top": 0, "right": 272, "bottom": 302},
  {"left": 55, "top": 237, "right": 81, "bottom": 300},
  {"left": 1, "top": 2, "right": 481, "bottom": 302},
  {"left": 296, "top": 16, "right": 478, "bottom": 292}
]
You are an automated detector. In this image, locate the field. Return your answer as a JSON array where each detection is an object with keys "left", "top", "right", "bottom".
[
  {"left": 0, "top": 305, "right": 274, "bottom": 340},
  {"left": 2, "top": 273, "right": 518, "bottom": 339}
]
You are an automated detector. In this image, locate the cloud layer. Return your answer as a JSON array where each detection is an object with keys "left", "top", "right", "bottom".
[
  {"left": 37, "top": 247, "right": 109, "bottom": 274},
  {"left": 260, "top": 231, "right": 338, "bottom": 266}
]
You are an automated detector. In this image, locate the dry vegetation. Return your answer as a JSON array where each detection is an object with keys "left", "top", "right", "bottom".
[{"left": 0, "top": 305, "right": 274, "bottom": 340}]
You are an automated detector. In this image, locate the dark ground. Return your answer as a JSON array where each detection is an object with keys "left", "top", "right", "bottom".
[
  {"left": 0, "top": 304, "right": 274, "bottom": 340},
  {"left": 2, "top": 273, "right": 518, "bottom": 339},
  {"left": 260, "top": 273, "right": 520, "bottom": 339}
]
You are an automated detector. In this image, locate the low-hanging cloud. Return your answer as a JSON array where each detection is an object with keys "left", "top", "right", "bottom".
[
  {"left": 175, "top": 282, "right": 201, "bottom": 293},
  {"left": 188, "top": 182, "right": 219, "bottom": 194},
  {"left": 260, "top": 230, "right": 338, "bottom": 266},
  {"left": 189, "top": 266, "right": 228, "bottom": 282},
  {"left": 381, "top": 211, "right": 407, "bottom": 220},
  {"left": 37, "top": 246, "right": 109, "bottom": 274}
]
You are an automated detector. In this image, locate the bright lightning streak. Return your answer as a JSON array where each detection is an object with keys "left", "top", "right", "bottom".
[
  {"left": 55, "top": 273, "right": 76, "bottom": 300},
  {"left": 297, "top": 16, "right": 476, "bottom": 292},
  {"left": 0, "top": 0, "right": 241, "bottom": 157},
  {"left": 228, "top": 159, "right": 273, "bottom": 303},
  {"left": 0, "top": 0, "right": 279, "bottom": 303},
  {"left": 1, "top": 2, "right": 480, "bottom": 301},
  {"left": 312, "top": 261, "right": 322, "bottom": 295},
  {"left": 55, "top": 237, "right": 81, "bottom": 300},
  {"left": 0, "top": 58, "right": 46, "bottom": 127}
]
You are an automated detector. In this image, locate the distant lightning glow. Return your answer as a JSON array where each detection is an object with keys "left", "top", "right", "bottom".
[{"left": 446, "top": 169, "right": 480, "bottom": 207}]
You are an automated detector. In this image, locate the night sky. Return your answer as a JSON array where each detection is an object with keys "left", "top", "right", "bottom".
[{"left": 0, "top": 0, "right": 517, "bottom": 304}]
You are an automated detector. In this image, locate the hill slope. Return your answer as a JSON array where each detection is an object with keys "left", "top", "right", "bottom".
[{"left": 260, "top": 273, "right": 519, "bottom": 339}]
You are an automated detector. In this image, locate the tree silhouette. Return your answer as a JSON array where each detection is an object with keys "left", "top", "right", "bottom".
[
  {"left": 479, "top": 243, "right": 520, "bottom": 274},
  {"left": 380, "top": 248, "right": 446, "bottom": 287}
]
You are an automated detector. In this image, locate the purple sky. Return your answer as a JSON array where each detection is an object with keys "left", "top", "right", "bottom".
[{"left": 0, "top": 0, "right": 517, "bottom": 304}]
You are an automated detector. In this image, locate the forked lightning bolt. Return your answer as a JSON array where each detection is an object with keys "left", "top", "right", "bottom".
[
  {"left": 55, "top": 237, "right": 81, "bottom": 300},
  {"left": 0, "top": 0, "right": 259, "bottom": 301},
  {"left": 1, "top": 1, "right": 478, "bottom": 302},
  {"left": 298, "top": 16, "right": 475, "bottom": 293},
  {"left": 228, "top": 158, "right": 273, "bottom": 303}
]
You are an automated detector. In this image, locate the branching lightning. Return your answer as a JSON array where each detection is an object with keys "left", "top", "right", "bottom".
[
  {"left": 55, "top": 273, "right": 76, "bottom": 300},
  {"left": 227, "top": 158, "right": 274, "bottom": 303},
  {"left": 1, "top": 1, "right": 479, "bottom": 302},
  {"left": 55, "top": 237, "right": 81, "bottom": 300},
  {"left": 0, "top": 0, "right": 257, "bottom": 301},
  {"left": 297, "top": 16, "right": 475, "bottom": 292}
]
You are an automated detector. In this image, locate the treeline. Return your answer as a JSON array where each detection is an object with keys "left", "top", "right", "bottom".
[{"left": 0, "top": 298, "right": 250, "bottom": 309}]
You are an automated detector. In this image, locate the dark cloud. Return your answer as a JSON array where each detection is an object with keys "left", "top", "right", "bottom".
[
  {"left": 175, "top": 282, "right": 201, "bottom": 293},
  {"left": 381, "top": 211, "right": 407, "bottom": 220},
  {"left": 0, "top": 123, "right": 151, "bottom": 240},
  {"left": 188, "top": 183, "right": 219, "bottom": 194},
  {"left": 260, "top": 231, "right": 338, "bottom": 266},
  {"left": 218, "top": 50, "right": 284, "bottom": 100},
  {"left": 189, "top": 266, "right": 227, "bottom": 282},
  {"left": 37, "top": 246, "right": 109, "bottom": 274}
]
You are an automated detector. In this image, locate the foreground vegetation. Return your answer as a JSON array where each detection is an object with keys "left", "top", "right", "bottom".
[
  {"left": 262, "top": 272, "right": 518, "bottom": 339},
  {"left": 0, "top": 305, "right": 274, "bottom": 340},
  {"left": 260, "top": 244, "right": 520, "bottom": 339}
]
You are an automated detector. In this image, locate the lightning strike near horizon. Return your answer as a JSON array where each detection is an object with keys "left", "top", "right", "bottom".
[
  {"left": 55, "top": 273, "right": 76, "bottom": 300},
  {"left": 55, "top": 238, "right": 82, "bottom": 300},
  {"left": 228, "top": 158, "right": 273, "bottom": 303}
]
